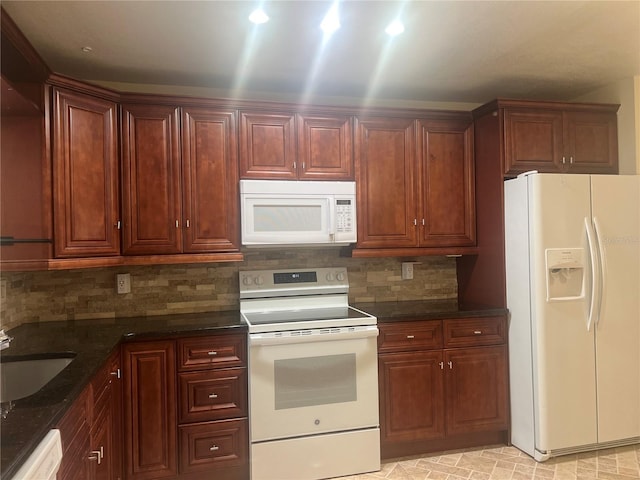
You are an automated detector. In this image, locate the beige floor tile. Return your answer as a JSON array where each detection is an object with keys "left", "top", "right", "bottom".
[{"left": 341, "top": 444, "right": 640, "bottom": 480}]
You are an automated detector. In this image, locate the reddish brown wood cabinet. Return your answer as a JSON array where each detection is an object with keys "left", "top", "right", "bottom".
[
  {"left": 52, "top": 87, "right": 120, "bottom": 257},
  {"left": 354, "top": 115, "right": 475, "bottom": 255},
  {"left": 122, "top": 333, "right": 248, "bottom": 480},
  {"left": 417, "top": 119, "right": 475, "bottom": 247},
  {"left": 377, "top": 315, "right": 508, "bottom": 459},
  {"left": 121, "top": 104, "right": 240, "bottom": 256},
  {"left": 122, "top": 340, "right": 177, "bottom": 480},
  {"left": 240, "top": 110, "right": 353, "bottom": 180},
  {"left": 57, "top": 349, "right": 122, "bottom": 480},
  {"left": 490, "top": 99, "right": 619, "bottom": 177},
  {"left": 181, "top": 107, "right": 239, "bottom": 253},
  {"left": 90, "top": 349, "right": 123, "bottom": 480},
  {"left": 176, "top": 334, "right": 248, "bottom": 479}
]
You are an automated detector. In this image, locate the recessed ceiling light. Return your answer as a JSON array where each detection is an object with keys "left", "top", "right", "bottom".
[
  {"left": 385, "top": 20, "right": 405, "bottom": 37},
  {"left": 249, "top": 8, "right": 269, "bottom": 24},
  {"left": 320, "top": 3, "right": 340, "bottom": 35}
]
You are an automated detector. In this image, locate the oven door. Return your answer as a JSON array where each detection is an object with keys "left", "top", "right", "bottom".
[{"left": 248, "top": 325, "right": 379, "bottom": 442}]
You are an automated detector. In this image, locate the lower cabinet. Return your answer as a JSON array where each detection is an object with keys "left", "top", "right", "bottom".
[
  {"left": 122, "top": 332, "right": 248, "bottom": 480},
  {"left": 57, "top": 348, "right": 122, "bottom": 480},
  {"left": 378, "top": 316, "right": 508, "bottom": 459}
]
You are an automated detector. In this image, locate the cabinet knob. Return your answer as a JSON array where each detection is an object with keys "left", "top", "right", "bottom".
[
  {"left": 209, "top": 445, "right": 219, "bottom": 452},
  {"left": 473, "top": 330, "right": 482, "bottom": 335},
  {"left": 406, "top": 335, "right": 415, "bottom": 339},
  {"left": 207, "top": 351, "right": 218, "bottom": 356},
  {"left": 208, "top": 393, "right": 218, "bottom": 399}
]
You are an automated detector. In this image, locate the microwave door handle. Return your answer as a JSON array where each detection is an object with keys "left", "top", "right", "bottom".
[{"left": 328, "top": 198, "right": 335, "bottom": 240}]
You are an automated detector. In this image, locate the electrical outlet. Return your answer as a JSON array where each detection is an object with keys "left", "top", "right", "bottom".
[
  {"left": 116, "top": 273, "right": 131, "bottom": 294},
  {"left": 401, "top": 262, "right": 414, "bottom": 280}
]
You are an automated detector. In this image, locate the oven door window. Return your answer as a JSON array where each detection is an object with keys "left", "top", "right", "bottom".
[{"left": 274, "top": 354, "right": 356, "bottom": 409}]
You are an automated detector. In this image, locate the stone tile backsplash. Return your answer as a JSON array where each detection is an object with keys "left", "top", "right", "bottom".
[{"left": 0, "top": 249, "right": 457, "bottom": 331}]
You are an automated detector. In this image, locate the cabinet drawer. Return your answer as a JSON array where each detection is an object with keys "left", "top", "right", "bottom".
[
  {"left": 178, "top": 419, "right": 248, "bottom": 475},
  {"left": 378, "top": 321, "right": 443, "bottom": 353},
  {"left": 178, "top": 334, "right": 246, "bottom": 371},
  {"left": 178, "top": 368, "right": 247, "bottom": 423},
  {"left": 443, "top": 316, "right": 506, "bottom": 348}
]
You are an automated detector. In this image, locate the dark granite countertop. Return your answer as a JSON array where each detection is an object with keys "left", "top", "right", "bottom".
[
  {"left": 1, "top": 301, "right": 506, "bottom": 479},
  {"left": 354, "top": 300, "right": 507, "bottom": 322},
  {"left": 0, "top": 311, "right": 246, "bottom": 480}
]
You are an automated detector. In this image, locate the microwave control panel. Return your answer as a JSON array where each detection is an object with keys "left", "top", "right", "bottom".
[{"left": 336, "top": 199, "right": 354, "bottom": 233}]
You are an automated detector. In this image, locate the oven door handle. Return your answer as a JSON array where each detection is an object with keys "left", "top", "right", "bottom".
[{"left": 249, "top": 326, "right": 378, "bottom": 346}]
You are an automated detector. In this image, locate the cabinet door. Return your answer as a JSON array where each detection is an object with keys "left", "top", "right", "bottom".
[
  {"left": 378, "top": 351, "right": 445, "bottom": 448},
  {"left": 503, "top": 109, "right": 563, "bottom": 176},
  {"left": 91, "top": 349, "right": 122, "bottom": 480},
  {"left": 181, "top": 107, "right": 240, "bottom": 252},
  {"left": 355, "top": 117, "right": 417, "bottom": 248},
  {"left": 417, "top": 119, "right": 476, "bottom": 247},
  {"left": 444, "top": 346, "right": 508, "bottom": 435},
  {"left": 239, "top": 112, "right": 296, "bottom": 179},
  {"left": 91, "top": 407, "right": 113, "bottom": 480},
  {"left": 121, "top": 104, "right": 182, "bottom": 255},
  {"left": 122, "top": 341, "right": 177, "bottom": 480},
  {"left": 57, "top": 389, "right": 91, "bottom": 480},
  {"left": 53, "top": 88, "right": 120, "bottom": 257},
  {"left": 563, "top": 111, "right": 618, "bottom": 173},
  {"left": 297, "top": 113, "right": 353, "bottom": 180}
]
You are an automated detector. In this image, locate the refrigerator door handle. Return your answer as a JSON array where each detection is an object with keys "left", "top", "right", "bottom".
[
  {"left": 592, "top": 217, "right": 606, "bottom": 326},
  {"left": 584, "top": 217, "right": 600, "bottom": 331}
]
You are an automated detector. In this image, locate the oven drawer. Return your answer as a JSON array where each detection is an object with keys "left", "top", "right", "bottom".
[
  {"left": 378, "top": 321, "right": 443, "bottom": 353},
  {"left": 178, "top": 334, "right": 246, "bottom": 371},
  {"left": 178, "top": 419, "right": 248, "bottom": 475},
  {"left": 178, "top": 368, "right": 247, "bottom": 423},
  {"left": 443, "top": 316, "right": 506, "bottom": 348}
]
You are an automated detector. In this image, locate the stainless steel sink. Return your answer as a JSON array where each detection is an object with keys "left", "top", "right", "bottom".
[{"left": 0, "top": 353, "right": 76, "bottom": 403}]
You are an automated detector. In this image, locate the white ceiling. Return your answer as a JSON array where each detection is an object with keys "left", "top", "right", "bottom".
[{"left": 2, "top": 1, "right": 639, "bottom": 105}]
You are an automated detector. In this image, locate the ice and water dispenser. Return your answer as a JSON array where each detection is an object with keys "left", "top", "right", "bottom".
[{"left": 545, "top": 248, "right": 585, "bottom": 301}]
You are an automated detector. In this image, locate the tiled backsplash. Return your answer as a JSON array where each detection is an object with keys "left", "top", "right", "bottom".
[{"left": 0, "top": 249, "right": 457, "bottom": 331}]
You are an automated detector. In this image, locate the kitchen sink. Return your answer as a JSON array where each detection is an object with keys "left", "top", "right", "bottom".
[{"left": 0, "top": 353, "right": 76, "bottom": 403}]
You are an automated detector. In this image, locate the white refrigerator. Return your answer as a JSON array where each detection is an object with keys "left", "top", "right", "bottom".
[{"left": 505, "top": 172, "right": 640, "bottom": 461}]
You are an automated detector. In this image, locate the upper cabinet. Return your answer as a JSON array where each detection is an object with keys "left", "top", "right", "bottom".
[
  {"left": 355, "top": 117, "right": 417, "bottom": 248},
  {"left": 354, "top": 114, "right": 476, "bottom": 256},
  {"left": 417, "top": 119, "right": 475, "bottom": 248},
  {"left": 121, "top": 104, "right": 182, "bottom": 255},
  {"left": 121, "top": 102, "right": 240, "bottom": 256},
  {"left": 239, "top": 109, "right": 353, "bottom": 180},
  {"left": 52, "top": 87, "right": 120, "bottom": 257},
  {"left": 476, "top": 99, "right": 619, "bottom": 178}
]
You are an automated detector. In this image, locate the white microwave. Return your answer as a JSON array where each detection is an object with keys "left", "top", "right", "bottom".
[{"left": 240, "top": 180, "right": 357, "bottom": 246}]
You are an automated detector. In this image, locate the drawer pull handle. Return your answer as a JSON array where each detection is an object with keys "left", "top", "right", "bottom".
[
  {"left": 406, "top": 335, "right": 415, "bottom": 339},
  {"left": 210, "top": 445, "right": 219, "bottom": 452},
  {"left": 473, "top": 330, "right": 482, "bottom": 335},
  {"left": 207, "top": 351, "right": 218, "bottom": 356},
  {"left": 448, "top": 361, "right": 453, "bottom": 369},
  {"left": 439, "top": 361, "right": 444, "bottom": 369},
  {"left": 208, "top": 393, "right": 218, "bottom": 399}
]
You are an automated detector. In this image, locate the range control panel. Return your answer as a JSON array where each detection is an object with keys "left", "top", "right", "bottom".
[{"left": 239, "top": 267, "right": 348, "bottom": 298}]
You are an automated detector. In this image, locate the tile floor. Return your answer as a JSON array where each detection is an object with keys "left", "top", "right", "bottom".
[{"left": 336, "top": 444, "right": 640, "bottom": 480}]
